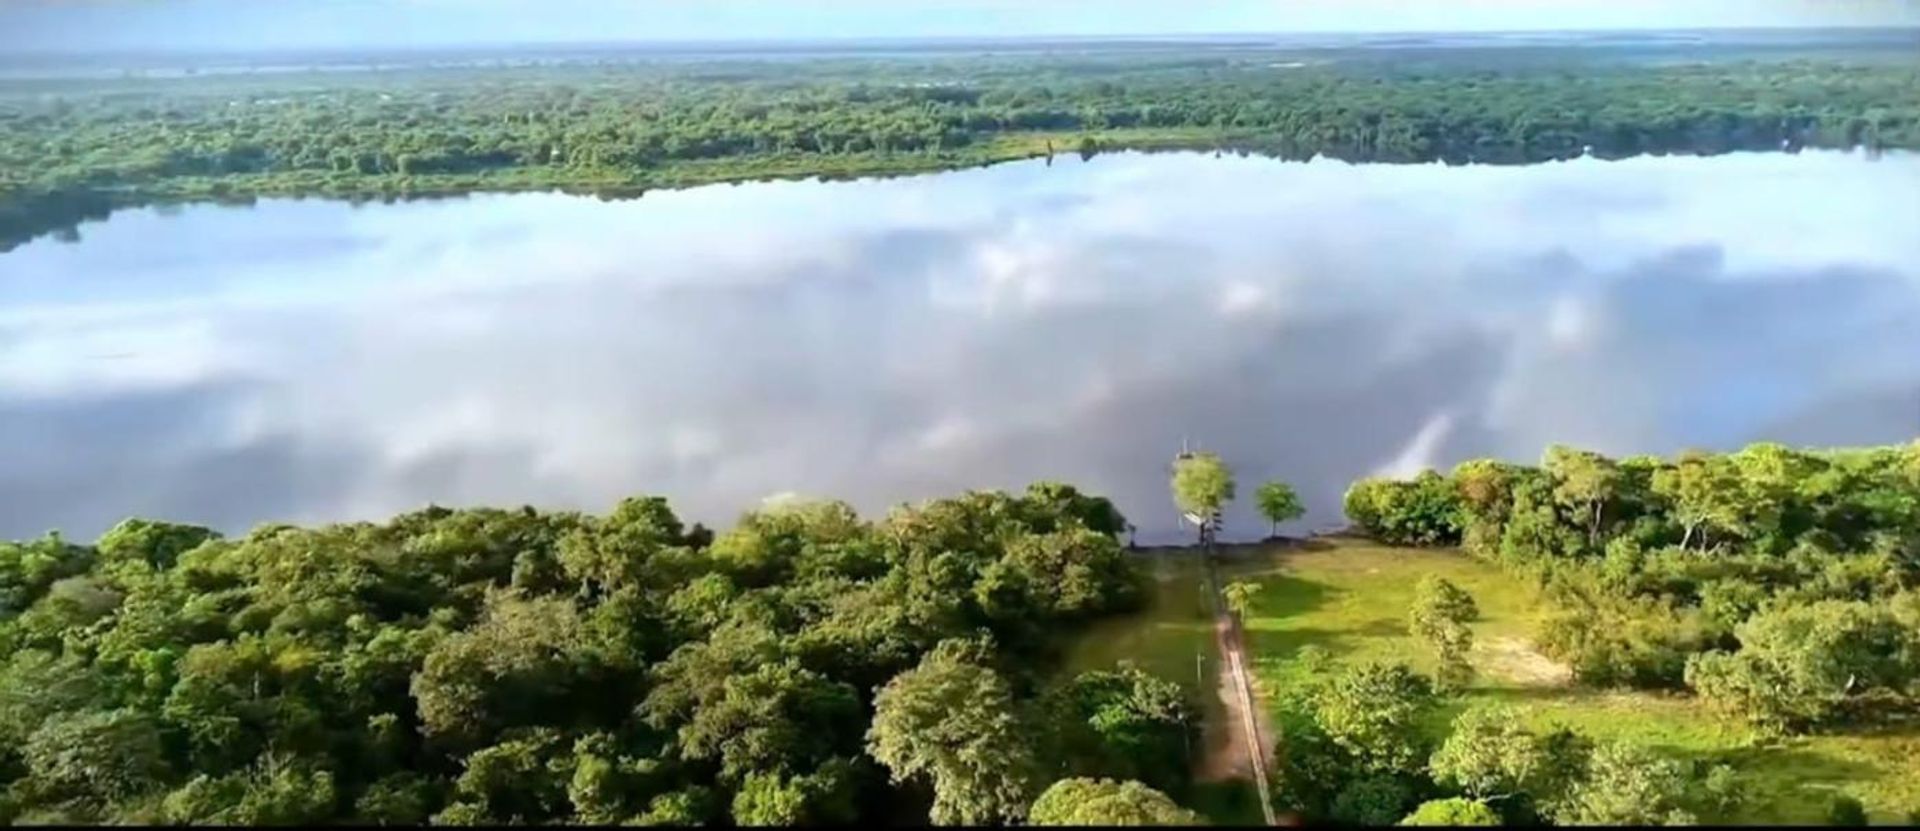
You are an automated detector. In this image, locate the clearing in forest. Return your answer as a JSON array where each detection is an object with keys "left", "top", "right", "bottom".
[
  {"left": 1058, "top": 549, "right": 1268, "bottom": 826},
  {"left": 1215, "top": 536, "right": 1920, "bottom": 825}
]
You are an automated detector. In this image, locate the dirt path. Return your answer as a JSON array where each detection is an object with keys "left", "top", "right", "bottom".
[{"left": 1196, "top": 553, "right": 1281, "bottom": 825}]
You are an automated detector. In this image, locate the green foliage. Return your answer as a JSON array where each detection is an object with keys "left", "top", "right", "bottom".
[
  {"left": 1308, "top": 661, "right": 1439, "bottom": 779},
  {"left": 676, "top": 661, "right": 861, "bottom": 782},
  {"left": 1402, "top": 440, "right": 1920, "bottom": 710},
  {"left": 1044, "top": 663, "right": 1196, "bottom": 795},
  {"left": 1345, "top": 472, "right": 1465, "bottom": 546},
  {"left": 160, "top": 757, "right": 337, "bottom": 826},
  {"left": 1255, "top": 481, "right": 1306, "bottom": 538},
  {"left": 1399, "top": 797, "right": 1502, "bottom": 826},
  {"left": 1028, "top": 778, "right": 1200, "bottom": 826},
  {"left": 1221, "top": 580, "right": 1261, "bottom": 619},
  {"left": 1429, "top": 705, "right": 1548, "bottom": 800},
  {"left": 21, "top": 708, "right": 167, "bottom": 805},
  {"left": 6, "top": 47, "right": 1920, "bottom": 251},
  {"left": 0, "top": 482, "right": 1142, "bottom": 824},
  {"left": 1552, "top": 741, "right": 1696, "bottom": 826},
  {"left": 1172, "top": 452, "right": 1236, "bottom": 517},
  {"left": 1828, "top": 794, "right": 1868, "bottom": 826},
  {"left": 1685, "top": 599, "right": 1920, "bottom": 732},
  {"left": 1409, "top": 576, "right": 1479, "bottom": 688},
  {"left": 866, "top": 640, "right": 1040, "bottom": 825}
]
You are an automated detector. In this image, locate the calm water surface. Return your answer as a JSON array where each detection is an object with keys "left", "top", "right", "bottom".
[{"left": 3, "top": 151, "right": 1918, "bottom": 542}]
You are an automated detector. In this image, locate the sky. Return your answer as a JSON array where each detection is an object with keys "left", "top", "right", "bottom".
[{"left": 2, "top": 0, "right": 1918, "bottom": 53}]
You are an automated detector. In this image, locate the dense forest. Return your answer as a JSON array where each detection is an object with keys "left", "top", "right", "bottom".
[
  {"left": 3, "top": 439, "right": 1916, "bottom": 824},
  {"left": 4, "top": 46, "right": 1919, "bottom": 250},
  {"left": 0, "top": 483, "right": 1210, "bottom": 825}
]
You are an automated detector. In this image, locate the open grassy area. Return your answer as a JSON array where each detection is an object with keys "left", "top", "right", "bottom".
[
  {"left": 1061, "top": 550, "right": 1217, "bottom": 685},
  {"left": 1219, "top": 536, "right": 1920, "bottom": 825}
]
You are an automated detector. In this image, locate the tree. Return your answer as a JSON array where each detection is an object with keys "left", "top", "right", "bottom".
[
  {"left": 731, "top": 772, "right": 808, "bottom": 826},
  {"left": 1544, "top": 445, "right": 1624, "bottom": 550},
  {"left": 1409, "top": 576, "right": 1479, "bottom": 688},
  {"left": 1400, "top": 797, "right": 1502, "bottom": 826},
  {"left": 1344, "top": 473, "right": 1464, "bottom": 546},
  {"left": 410, "top": 593, "right": 589, "bottom": 746},
  {"left": 867, "top": 641, "right": 1039, "bottom": 825},
  {"left": 1172, "top": 452, "right": 1236, "bottom": 524},
  {"left": 1255, "top": 481, "right": 1305, "bottom": 538},
  {"left": 1551, "top": 741, "right": 1695, "bottom": 826},
  {"left": 1310, "top": 661, "right": 1438, "bottom": 777},
  {"left": 1046, "top": 664, "right": 1196, "bottom": 793},
  {"left": 1428, "top": 705, "right": 1545, "bottom": 801},
  {"left": 1684, "top": 599, "right": 1917, "bottom": 732},
  {"left": 729, "top": 760, "right": 860, "bottom": 826},
  {"left": 1028, "top": 778, "right": 1200, "bottom": 826},
  {"left": 1022, "top": 482, "right": 1129, "bottom": 538},
  {"left": 1650, "top": 453, "right": 1744, "bottom": 551},
  {"left": 21, "top": 708, "right": 168, "bottom": 804},
  {"left": 1222, "top": 580, "right": 1262, "bottom": 620},
  {"left": 676, "top": 661, "right": 862, "bottom": 782}
]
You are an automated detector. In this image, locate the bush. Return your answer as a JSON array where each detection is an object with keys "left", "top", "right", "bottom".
[{"left": 1826, "top": 794, "right": 1867, "bottom": 826}]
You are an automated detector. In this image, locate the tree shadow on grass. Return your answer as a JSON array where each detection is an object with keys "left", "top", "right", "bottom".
[
  {"left": 1350, "top": 618, "right": 1405, "bottom": 638},
  {"left": 1695, "top": 745, "right": 1885, "bottom": 823},
  {"left": 1242, "top": 573, "right": 1338, "bottom": 621},
  {"left": 1242, "top": 626, "right": 1356, "bottom": 674}
]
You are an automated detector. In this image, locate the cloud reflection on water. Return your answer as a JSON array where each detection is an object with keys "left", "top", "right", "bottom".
[{"left": 1, "top": 151, "right": 1917, "bottom": 542}]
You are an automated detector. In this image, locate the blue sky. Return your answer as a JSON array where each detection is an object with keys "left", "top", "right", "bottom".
[{"left": 3, "top": 0, "right": 1917, "bottom": 52}]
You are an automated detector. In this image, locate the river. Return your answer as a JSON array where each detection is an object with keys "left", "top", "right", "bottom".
[{"left": 2, "top": 150, "right": 1917, "bottom": 542}]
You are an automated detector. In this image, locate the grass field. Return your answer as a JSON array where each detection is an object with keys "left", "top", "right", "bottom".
[{"left": 1217, "top": 536, "right": 1920, "bottom": 825}]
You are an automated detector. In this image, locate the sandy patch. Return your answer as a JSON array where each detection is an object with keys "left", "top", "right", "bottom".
[{"left": 1476, "top": 635, "right": 1574, "bottom": 687}]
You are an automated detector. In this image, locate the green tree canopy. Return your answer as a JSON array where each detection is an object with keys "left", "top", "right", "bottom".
[
  {"left": 1255, "top": 481, "right": 1305, "bottom": 538},
  {"left": 1172, "top": 452, "right": 1236, "bottom": 518},
  {"left": 866, "top": 640, "right": 1039, "bottom": 825},
  {"left": 1409, "top": 576, "right": 1480, "bottom": 688},
  {"left": 1027, "top": 778, "right": 1201, "bottom": 826}
]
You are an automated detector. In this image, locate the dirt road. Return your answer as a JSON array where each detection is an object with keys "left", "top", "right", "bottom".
[{"left": 1196, "top": 552, "right": 1280, "bottom": 825}]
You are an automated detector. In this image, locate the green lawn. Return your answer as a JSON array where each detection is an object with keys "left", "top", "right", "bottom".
[
  {"left": 1062, "top": 550, "right": 1217, "bottom": 684},
  {"left": 1219, "top": 536, "right": 1920, "bottom": 825}
]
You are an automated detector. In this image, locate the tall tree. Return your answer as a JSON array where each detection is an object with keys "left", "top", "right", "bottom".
[
  {"left": 866, "top": 641, "right": 1039, "bottom": 825},
  {"left": 1171, "top": 452, "right": 1236, "bottom": 531}
]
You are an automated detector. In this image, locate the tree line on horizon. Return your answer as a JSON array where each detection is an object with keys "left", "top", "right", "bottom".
[{"left": 4, "top": 51, "right": 1919, "bottom": 250}]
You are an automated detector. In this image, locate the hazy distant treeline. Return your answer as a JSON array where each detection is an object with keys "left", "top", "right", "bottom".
[{"left": 2, "top": 51, "right": 1917, "bottom": 249}]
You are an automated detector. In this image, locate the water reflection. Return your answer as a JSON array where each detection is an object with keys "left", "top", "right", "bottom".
[{"left": 2, "top": 151, "right": 1917, "bottom": 542}]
